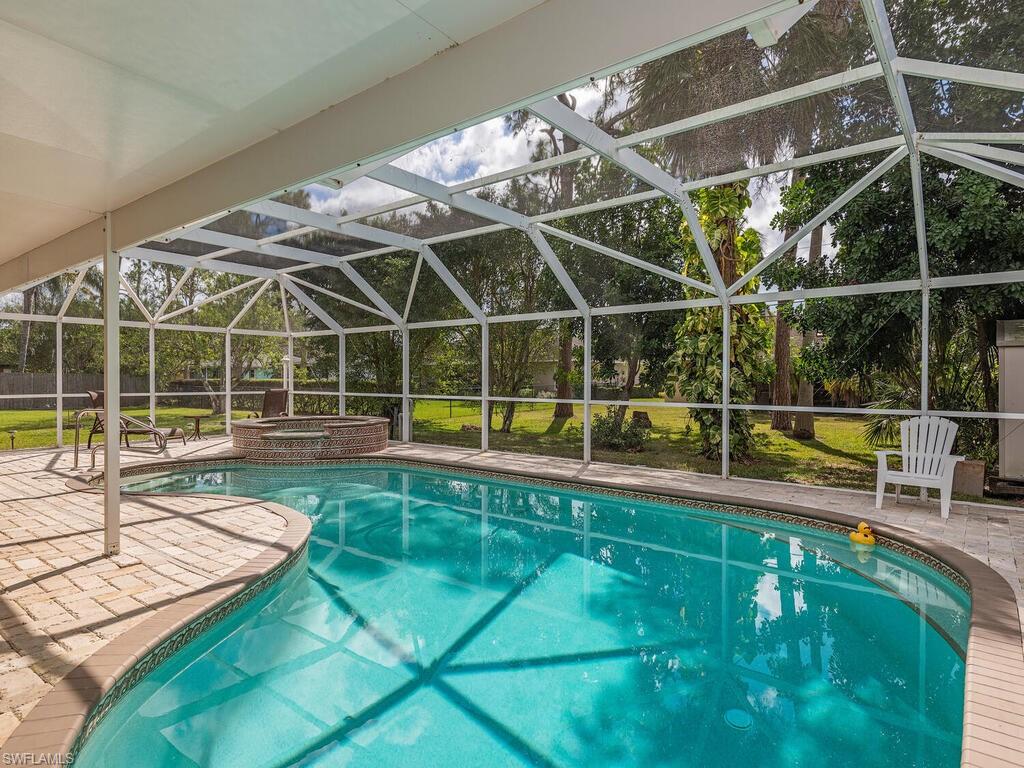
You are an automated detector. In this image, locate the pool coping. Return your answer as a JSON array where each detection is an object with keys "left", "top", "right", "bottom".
[
  {"left": 6, "top": 451, "right": 1023, "bottom": 768},
  {"left": 0, "top": 477, "right": 311, "bottom": 765}
]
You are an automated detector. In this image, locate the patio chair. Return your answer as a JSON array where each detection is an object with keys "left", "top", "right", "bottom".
[
  {"left": 875, "top": 415, "right": 965, "bottom": 519},
  {"left": 85, "top": 390, "right": 187, "bottom": 449},
  {"left": 248, "top": 388, "right": 289, "bottom": 419}
]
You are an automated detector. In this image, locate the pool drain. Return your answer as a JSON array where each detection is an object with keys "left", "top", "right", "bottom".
[{"left": 724, "top": 708, "right": 753, "bottom": 731}]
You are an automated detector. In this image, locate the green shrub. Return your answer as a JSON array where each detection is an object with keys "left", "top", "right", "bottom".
[{"left": 590, "top": 406, "right": 651, "bottom": 452}]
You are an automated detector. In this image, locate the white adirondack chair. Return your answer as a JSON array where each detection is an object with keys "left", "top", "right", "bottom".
[{"left": 875, "top": 416, "right": 965, "bottom": 519}]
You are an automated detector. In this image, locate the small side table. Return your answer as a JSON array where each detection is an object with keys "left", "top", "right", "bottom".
[{"left": 187, "top": 414, "right": 211, "bottom": 441}]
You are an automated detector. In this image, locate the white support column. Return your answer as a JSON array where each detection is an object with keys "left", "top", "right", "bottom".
[
  {"left": 102, "top": 212, "right": 120, "bottom": 556},
  {"left": 55, "top": 321, "right": 63, "bottom": 447},
  {"left": 921, "top": 288, "right": 929, "bottom": 415},
  {"left": 286, "top": 335, "right": 295, "bottom": 416},
  {"left": 338, "top": 333, "right": 346, "bottom": 415},
  {"left": 401, "top": 326, "right": 411, "bottom": 442},
  {"left": 148, "top": 324, "right": 156, "bottom": 424},
  {"left": 584, "top": 315, "right": 592, "bottom": 464},
  {"left": 225, "top": 332, "right": 232, "bottom": 434},
  {"left": 56, "top": 268, "right": 86, "bottom": 448},
  {"left": 721, "top": 302, "right": 731, "bottom": 479},
  {"left": 481, "top": 321, "right": 489, "bottom": 450}
]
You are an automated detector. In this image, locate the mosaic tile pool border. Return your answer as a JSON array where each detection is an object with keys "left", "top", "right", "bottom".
[{"left": 66, "top": 544, "right": 307, "bottom": 762}]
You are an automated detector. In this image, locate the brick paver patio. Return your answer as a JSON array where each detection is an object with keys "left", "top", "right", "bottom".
[
  {"left": 2, "top": 436, "right": 1023, "bottom": 748},
  {"left": 0, "top": 438, "right": 281, "bottom": 742}
]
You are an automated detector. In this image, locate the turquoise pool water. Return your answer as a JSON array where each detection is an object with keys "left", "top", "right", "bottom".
[{"left": 76, "top": 464, "right": 969, "bottom": 767}]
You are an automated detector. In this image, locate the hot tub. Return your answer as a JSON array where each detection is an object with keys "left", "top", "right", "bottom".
[{"left": 230, "top": 415, "right": 390, "bottom": 462}]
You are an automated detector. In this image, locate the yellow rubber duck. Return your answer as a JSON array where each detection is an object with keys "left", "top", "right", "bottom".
[{"left": 849, "top": 522, "right": 876, "bottom": 546}]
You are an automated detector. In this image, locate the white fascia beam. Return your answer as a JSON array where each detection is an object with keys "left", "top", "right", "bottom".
[
  {"left": 619, "top": 62, "right": 884, "bottom": 149},
  {"left": 286, "top": 275, "right": 388, "bottom": 318},
  {"left": 57, "top": 269, "right": 88, "bottom": 320},
  {"left": 227, "top": 279, "right": 274, "bottom": 330},
  {"left": 920, "top": 144, "right": 1024, "bottom": 189},
  {"left": 529, "top": 97, "right": 729, "bottom": 300},
  {"left": 895, "top": 58, "right": 1024, "bottom": 94},
  {"left": 729, "top": 146, "right": 908, "bottom": 294},
  {"left": 282, "top": 278, "right": 345, "bottom": 334},
  {"left": 160, "top": 277, "right": 265, "bottom": 321},
  {"left": 118, "top": 274, "right": 154, "bottom": 324},
  {"left": 525, "top": 228, "right": 590, "bottom": 318},
  {"left": 154, "top": 266, "right": 195, "bottom": 321},
  {"left": 417, "top": 245, "right": 485, "bottom": 323},
  {"left": 536, "top": 223, "right": 715, "bottom": 293},
  {"left": 923, "top": 141, "right": 1024, "bottom": 169}
]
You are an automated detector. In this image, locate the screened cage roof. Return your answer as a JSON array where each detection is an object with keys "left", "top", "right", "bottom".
[{"left": 3, "top": 0, "right": 1023, "bottom": 333}]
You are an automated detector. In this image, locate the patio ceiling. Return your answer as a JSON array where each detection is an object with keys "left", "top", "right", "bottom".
[
  {"left": 0, "top": 0, "right": 548, "bottom": 264},
  {"left": 0, "top": 0, "right": 790, "bottom": 288}
]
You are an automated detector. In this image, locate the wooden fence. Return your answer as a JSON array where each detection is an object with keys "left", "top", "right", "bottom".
[{"left": 0, "top": 373, "right": 148, "bottom": 410}]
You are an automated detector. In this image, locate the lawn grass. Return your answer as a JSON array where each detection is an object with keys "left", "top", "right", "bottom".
[
  {"left": 0, "top": 399, "right": 1009, "bottom": 505},
  {"left": 409, "top": 398, "right": 882, "bottom": 490},
  {"left": 0, "top": 407, "right": 246, "bottom": 450}
]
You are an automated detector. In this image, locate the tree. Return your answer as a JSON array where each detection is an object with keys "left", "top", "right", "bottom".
[
  {"left": 550, "top": 191, "right": 686, "bottom": 429},
  {"left": 778, "top": 153, "right": 1024, "bottom": 465},
  {"left": 672, "top": 182, "right": 773, "bottom": 459}
]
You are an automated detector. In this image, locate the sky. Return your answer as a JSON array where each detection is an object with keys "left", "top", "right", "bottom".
[{"left": 304, "top": 86, "right": 836, "bottom": 290}]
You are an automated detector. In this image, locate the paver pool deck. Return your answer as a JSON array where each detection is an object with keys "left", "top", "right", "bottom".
[{"left": 1, "top": 436, "right": 1023, "bottom": 764}]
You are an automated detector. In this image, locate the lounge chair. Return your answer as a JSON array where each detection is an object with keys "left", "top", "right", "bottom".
[
  {"left": 248, "top": 388, "right": 289, "bottom": 419},
  {"left": 85, "top": 390, "right": 187, "bottom": 449},
  {"left": 875, "top": 415, "right": 965, "bottom": 519}
]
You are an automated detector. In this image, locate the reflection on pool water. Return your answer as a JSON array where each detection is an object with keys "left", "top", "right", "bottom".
[{"left": 75, "top": 464, "right": 968, "bottom": 767}]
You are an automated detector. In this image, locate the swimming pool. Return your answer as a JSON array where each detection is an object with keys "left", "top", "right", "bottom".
[{"left": 74, "top": 463, "right": 969, "bottom": 767}]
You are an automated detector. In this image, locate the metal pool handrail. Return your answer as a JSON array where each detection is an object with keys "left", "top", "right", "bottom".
[{"left": 73, "top": 408, "right": 102, "bottom": 469}]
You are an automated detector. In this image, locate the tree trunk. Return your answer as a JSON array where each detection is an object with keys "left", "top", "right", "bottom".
[
  {"left": 614, "top": 355, "right": 640, "bottom": 429},
  {"left": 792, "top": 225, "right": 823, "bottom": 439},
  {"left": 553, "top": 321, "right": 574, "bottom": 418},
  {"left": 18, "top": 288, "right": 35, "bottom": 372},
  {"left": 500, "top": 401, "right": 516, "bottom": 433},
  {"left": 771, "top": 308, "right": 793, "bottom": 431},
  {"left": 977, "top": 316, "right": 998, "bottom": 444},
  {"left": 203, "top": 378, "right": 224, "bottom": 415},
  {"left": 770, "top": 169, "right": 806, "bottom": 432}
]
